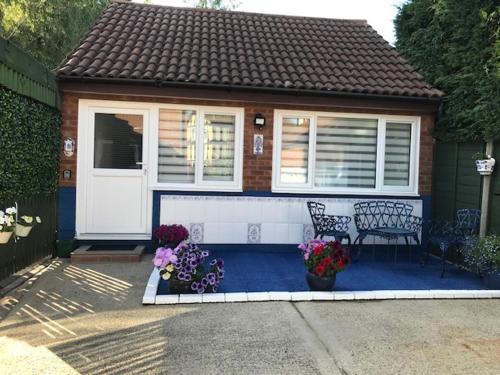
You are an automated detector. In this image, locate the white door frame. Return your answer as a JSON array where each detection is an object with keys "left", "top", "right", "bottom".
[{"left": 76, "top": 99, "right": 153, "bottom": 240}]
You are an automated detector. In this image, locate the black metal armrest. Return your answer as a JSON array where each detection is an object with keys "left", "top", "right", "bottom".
[
  {"left": 403, "top": 214, "right": 423, "bottom": 233},
  {"left": 324, "top": 214, "right": 351, "bottom": 233}
]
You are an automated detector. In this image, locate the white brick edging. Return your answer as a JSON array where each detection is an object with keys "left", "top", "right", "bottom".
[{"left": 142, "top": 268, "right": 500, "bottom": 305}]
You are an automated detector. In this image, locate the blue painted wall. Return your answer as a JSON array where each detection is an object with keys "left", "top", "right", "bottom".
[{"left": 57, "top": 187, "right": 76, "bottom": 240}]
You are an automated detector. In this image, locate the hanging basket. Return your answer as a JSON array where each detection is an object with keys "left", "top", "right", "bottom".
[
  {"left": 15, "top": 223, "right": 33, "bottom": 237},
  {"left": 475, "top": 158, "right": 495, "bottom": 175},
  {"left": 0, "top": 231, "right": 13, "bottom": 244}
]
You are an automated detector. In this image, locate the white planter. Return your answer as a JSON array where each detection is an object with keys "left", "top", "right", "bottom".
[
  {"left": 0, "top": 231, "right": 13, "bottom": 244},
  {"left": 15, "top": 223, "right": 33, "bottom": 237},
  {"left": 475, "top": 158, "right": 495, "bottom": 175}
]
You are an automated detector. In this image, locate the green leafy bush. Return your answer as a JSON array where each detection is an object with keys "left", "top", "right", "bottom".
[
  {"left": 0, "top": 87, "right": 60, "bottom": 200},
  {"left": 395, "top": 0, "right": 500, "bottom": 141},
  {"left": 461, "top": 235, "right": 500, "bottom": 274}
]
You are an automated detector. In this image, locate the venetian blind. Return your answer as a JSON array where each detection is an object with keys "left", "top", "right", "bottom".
[
  {"left": 384, "top": 122, "right": 412, "bottom": 186},
  {"left": 203, "top": 114, "right": 235, "bottom": 181},
  {"left": 314, "top": 117, "right": 378, "bottom": 188},
  {"left": 158, "top": 109, "right": 196, "bottom": 183},
  {"left": 280, "top": 117, "right": 310, "bottom": 184}
]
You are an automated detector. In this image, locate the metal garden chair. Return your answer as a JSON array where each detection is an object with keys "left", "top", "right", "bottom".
[
  {"left": 307, "top": 201, "right": 351, "bottom": 245},
  {"left": 425, "top": 208, "right": 480, "bottom": 278}
]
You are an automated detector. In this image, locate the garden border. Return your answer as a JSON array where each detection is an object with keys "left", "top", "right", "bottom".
[{"left": 142, "top": 268, "right": 500, "bottom": 305}]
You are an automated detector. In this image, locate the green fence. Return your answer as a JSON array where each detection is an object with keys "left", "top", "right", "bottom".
[
  {"left": 0, "top": 37, "right": 60, "bottom": 109},
  {"left": 432, "top": 141, "right": 498, "bottom": 234},
  {"left": 0, "top": 194, "right": 57, "bottom": 281},
  {"left": 0, "top": 37, "right": 60, "bottom": 281}
]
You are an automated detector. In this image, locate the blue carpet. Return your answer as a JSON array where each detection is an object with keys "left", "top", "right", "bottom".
[{"left": 157, "top": 248, "right": 486, "bottom": 294}]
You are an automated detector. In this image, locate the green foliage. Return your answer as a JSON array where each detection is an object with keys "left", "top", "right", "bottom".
[
  {"left": 0, "top": 87, "right": 60, "bottom": 200},
  {"left": 395, "top": 0, "right": 500, "bottom": 141},
  {"left": 0, "top": 0, "right": 109, "bottom": 69},
  {"left": 461, "top": 235, "right": 500, "bottom": 273},
  {"left": 186, "top": 0, "right": 240, "bottom": 10}
]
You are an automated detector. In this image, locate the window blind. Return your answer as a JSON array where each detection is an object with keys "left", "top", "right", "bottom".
[
  {"left": 158, "top": 109, "right": 197, "bottom": 183},
  {"left": 203, "top": 114, "right": 235, "bottom": 181},
  {"left": 384, "top": 122, "right": 411, "bottom": 186},
  {"left": 314, "top": 117, "right": 378, "bottom": 188},
  {"left": 280, "top": 117, "right": 310, "bottom": 184}
]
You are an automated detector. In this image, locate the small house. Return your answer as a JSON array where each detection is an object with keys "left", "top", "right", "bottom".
[{"left": 56, "top": 2, "right": 442, "bottom": 246}]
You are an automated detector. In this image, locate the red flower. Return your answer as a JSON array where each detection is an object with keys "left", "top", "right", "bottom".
[
  {"left": 315, "top": 264, "right": 325, "bottom": 276},
  {"left": 313, "top": 244, "right": 325, "bottom": 256},
  {"left": 338, "top": 259, "right": 345, "bottom": 269}
]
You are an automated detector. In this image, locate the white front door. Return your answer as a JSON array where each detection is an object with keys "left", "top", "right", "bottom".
[{"left": 77, "top": 105, "right": 151, "bottom": 239}]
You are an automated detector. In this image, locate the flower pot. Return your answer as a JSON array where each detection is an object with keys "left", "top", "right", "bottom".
[
  {"left": 306, "top": 272, "right": 336, "bottom": 291},
  {"left": 15, "top": 223, "right": 33, "bottom": 237},
  {"left": 483, "top": 272, "right": 500, "bottom": 290},
  {"left": 0, "top": 231, "right": 13, "bottom": 244},
  {"left": 475, "top": 159, "right": 495, "bottom": 175},
  {"left": 169, "top": 278, "right": 194, "bottom": 294}
]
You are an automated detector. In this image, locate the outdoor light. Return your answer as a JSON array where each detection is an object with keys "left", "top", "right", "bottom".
[{"left": 254, "top": 113, "right": 265, "bottom": 130}]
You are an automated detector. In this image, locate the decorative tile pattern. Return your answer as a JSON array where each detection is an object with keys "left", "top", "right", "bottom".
[
  {"left": 190, "top": 223, "right": 204, "bottom": 243},
  {"left": 303, "top": 224, "right": 315, "bottom": 242},
  {"left": 247, "top": 223, "right": 261, "bottom": 243}
]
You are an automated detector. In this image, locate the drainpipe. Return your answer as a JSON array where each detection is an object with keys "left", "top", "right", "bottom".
[{"left": 479, "top": 141, "right": 494, "bottom": 238}]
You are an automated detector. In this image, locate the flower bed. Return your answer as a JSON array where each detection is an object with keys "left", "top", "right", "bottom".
[{"left": 154, "top": 241, "right": 225, "bottom": 294}]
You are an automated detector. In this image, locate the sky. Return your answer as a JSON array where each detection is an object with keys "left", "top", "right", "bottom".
[{"left": 134, "top": 0, "right": 406, "bottom": 45}]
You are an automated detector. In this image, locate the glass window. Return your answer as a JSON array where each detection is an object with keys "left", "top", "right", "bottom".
[
  {"left": 315, "top": 117, "right": 378, "bottom": 188},
  {"left": 203, "top": 114, "right": 236, "bottom": 182},
  {"left": 94, "top": 113, "right": 143, "bottom": 169},
  {"left": 273, "top": 111, "right": 418, "bottom": 193},
  {"left": 158, "top": 109, "right": 197, "bottom": 183},
  {"left": 156, "top": 107, "right": 242, "bottom": 189},
  {"left": 280, "top": 117, "right": 310, "bottom": 184},
  {"left": 384, "top": 122, "right": 412, "bottom": 186}
]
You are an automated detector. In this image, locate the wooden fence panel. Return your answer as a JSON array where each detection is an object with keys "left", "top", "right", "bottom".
[{"left": 0, "top": 194, "right": 56, "bottom": 281}]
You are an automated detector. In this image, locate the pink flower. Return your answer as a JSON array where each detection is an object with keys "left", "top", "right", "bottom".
[{"left": 153, "top": 247, "right": 178, "bottom": 269}]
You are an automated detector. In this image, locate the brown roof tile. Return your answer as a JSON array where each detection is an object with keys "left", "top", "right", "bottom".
[{"left": 56, "top": 1, "right": 443, "bottom": 99}]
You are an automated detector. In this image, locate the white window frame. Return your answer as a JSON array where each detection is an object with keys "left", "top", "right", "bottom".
[
  {"left": 272, "top": 109, "right": 420, "bottom": 196},
  {"left": 150, "top": 104, "right": 244, "bottom": 192}
]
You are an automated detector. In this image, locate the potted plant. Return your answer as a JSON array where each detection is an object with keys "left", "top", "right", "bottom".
[
  {"left": 298, "top": 239, "right": 350, "bottom": 291},
  {"left": 153, "top": 241, "right": 225, "bottom": 294},
  {"left": 15, "top": 215, "right": 42, "bottom": 237},
  {"left": 472, "top": 152, "right": 495, "bottom": 175},
  {"left": 153, "top": 224, "right": 189, "bottom": 248},
  {"left": 461, "top": 235, "right": 500, "bottom": 289},
  {"left": 0, "top": 207, "right": 16, "bottom": 244}
]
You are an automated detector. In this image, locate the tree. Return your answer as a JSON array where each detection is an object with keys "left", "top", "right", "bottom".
[
  {"left": 395, "top": 0, "right": 499, "bottom": 141},
  {"left": 0, "top": 0, "right": 109, "bottom": 69},
  {"left": 186, "top": 0, "right": 240, "bottom": 10}
]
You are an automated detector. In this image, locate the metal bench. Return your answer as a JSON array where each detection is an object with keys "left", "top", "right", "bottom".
[
  {"left": 307, "top": 201, "right": 351, "bottom": 245},
  {"left": 353, "top": 200, "right": 423, "bottom": 261},
  {"left": 426, "top": 208, "right": 480, "bottom": 278}
]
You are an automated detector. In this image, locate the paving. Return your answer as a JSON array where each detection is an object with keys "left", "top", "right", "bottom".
[
  {"left": 158, "top": 249, "right": 486, "bottom": 294},
  {"left": 0, "top": 256, "right": 499, "bottom": 375}
]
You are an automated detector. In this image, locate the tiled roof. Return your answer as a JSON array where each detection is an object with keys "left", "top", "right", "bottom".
[{"left": 56, "top": 1, "right": 443, "bottom": 99}]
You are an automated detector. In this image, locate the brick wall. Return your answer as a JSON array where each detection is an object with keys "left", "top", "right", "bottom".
[{"left": 59, "top": 91, "right": 435, "bottom": 194}]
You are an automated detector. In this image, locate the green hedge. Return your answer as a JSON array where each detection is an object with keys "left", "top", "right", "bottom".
[{"left": 0, "top": 87, "right": 60, "bottom": 200}]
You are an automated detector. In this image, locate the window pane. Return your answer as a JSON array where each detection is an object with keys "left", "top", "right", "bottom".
[
  {"left": 203, "top": 114, "right": 235, "bottom": 181},
  {"left": 384, "top": 122, "right": 411, "bottom": 186},
  {"left": 94, "top": 113, "right": 143, "bottom": 169},
  {"left": 280, "top": 117, "right": 310, "bottom": 184},
  {"left": 158, "top": 109, "right": 196, "bottom": 183},
  {"left": 315, "top": 117, "right": 378, "bottom": 188}
]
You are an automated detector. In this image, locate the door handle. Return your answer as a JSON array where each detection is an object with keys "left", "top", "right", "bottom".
[{"left": 136, "top": 162, "right": 143, "bottom": 165}]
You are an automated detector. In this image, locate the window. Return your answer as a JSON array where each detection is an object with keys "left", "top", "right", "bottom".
[
  {"left": 273, "top": 110, "right": 419, "bottom": 194},
  {"left": 156, "top": 106, "right": 243, "bottom": 190}
]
